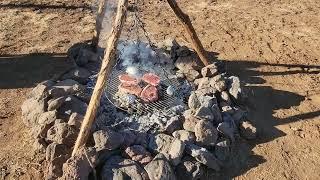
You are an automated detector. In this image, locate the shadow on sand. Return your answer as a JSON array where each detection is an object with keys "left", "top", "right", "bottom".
[{"left": 0, "top": 53, "right": 73, "bottom": 89}]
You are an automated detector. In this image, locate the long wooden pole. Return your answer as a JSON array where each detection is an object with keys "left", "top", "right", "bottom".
[
  {"left": 166, "top": 0, "right": 210, "bottom": 66},
  {"left": 72, "top": 0, "right": 128, "bottom": 157},
  {"left": 92, "top": 0, "right": 107, "bottom": 49}
]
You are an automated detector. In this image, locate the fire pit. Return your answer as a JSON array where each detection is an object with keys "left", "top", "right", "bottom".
[{"left": 19, "top": 0, "right": 257, "bottom": 178}]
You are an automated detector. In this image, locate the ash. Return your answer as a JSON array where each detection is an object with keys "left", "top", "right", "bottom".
[{"left": 93, "top": 97, "right": 186, "bottom": 133}]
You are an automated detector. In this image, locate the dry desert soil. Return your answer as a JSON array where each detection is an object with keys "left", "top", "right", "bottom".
[{"left": 0, "top": 0, "right": 319, "bottom": 179}]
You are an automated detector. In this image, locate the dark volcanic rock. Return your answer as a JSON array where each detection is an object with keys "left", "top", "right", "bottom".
[
  {"left": 93, "top": 129, "right": 124, "bottom": 151},
  {"left": 21, "top": 97, "right": 46, "bottom": 127},
  {"left": 185, "top": 144, "right": 221, "bottom": 171},
  {"left": 57, "top": 96, "right": 87, "bottom": 118},
  {"left": 228, "top": 76, "right": 242, "bottom": 101},
  {"left": 101, "top": 156, "right": 148, "bottom": 180},
  {"left": 124, "top": 145, "right": 153, "bottom": 165},
  {"left": 176, "top": 156, "right": 203, "bottom": 180},
  {"left": 61, "top": 67, "right": 91, "bottom": 84},
  {"left": 67, "top": 112, "right": 84, "bottom": 129},
  {"left": 240, "top": 120, "right": 257, "bottom": 140},
  {"left": 60, "top": 147, "right": 97, "bottom": 180},
  {"left": 172, "top": 130, "right": 196, "bottom": 143},
  {"left": 46, "top": 123, "right": 78, "bottom": 147},
  {"left": 49, "top": 79, "right": 86, "bottom": 98},
  {"left": 47, "top": 97, "right": 66, "bottom": 111},
  {"left": 144, "top": 153, "right": 176, "bottom": 180},
  {"left": 183, "top": 116, "right": 200, "bottom": 132},
  {"left": 194, "top": 120, "right": 218, "bottom": 146}
]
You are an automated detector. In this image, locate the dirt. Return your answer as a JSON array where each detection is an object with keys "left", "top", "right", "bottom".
[{"left": 0, "top": 0, "right": 319, "bottom": 179}]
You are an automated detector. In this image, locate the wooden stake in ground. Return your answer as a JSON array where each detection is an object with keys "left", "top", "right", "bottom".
[
  {"left": 92, "top": 0, "right": 107, "bottom": 49},
  {"left": 166, "top": 0, "right": 210, "bottom": 66},
  {"left": 72, "top": 0, "right": 128, "bottom": 157}
]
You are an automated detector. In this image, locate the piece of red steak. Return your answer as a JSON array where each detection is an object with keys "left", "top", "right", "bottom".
[
  {"left": 119, "top": 74, "right": 140, "bottom": 86},
  {"left": 118, "top": 84, "right": 142, "bottom": 96},
  {"left": 142, "top": 73, "right": 160, "bottom": 86},
  {"left": 140, "top": 85, "right": 159, "bottom": 103}
]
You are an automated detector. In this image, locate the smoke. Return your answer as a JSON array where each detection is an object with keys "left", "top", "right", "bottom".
[{"left": 117, "top": 40, "right": 174, "bottom": 78}]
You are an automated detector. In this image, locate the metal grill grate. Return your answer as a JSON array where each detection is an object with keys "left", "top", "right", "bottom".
[{"left": 105, "top": 68, "right": 182, "bottom": 114}]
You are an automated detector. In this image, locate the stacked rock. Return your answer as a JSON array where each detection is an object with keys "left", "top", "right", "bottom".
[
  {"left": 21, "top": 44, "right": 257, "bottom": 180},
  {"left": 20, "top": 46, "right": 100, "bottom": 179}
]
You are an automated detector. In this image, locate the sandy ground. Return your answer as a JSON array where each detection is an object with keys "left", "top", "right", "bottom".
[{"left": 0, "top": 0, "right": 319, "bottom": 179}]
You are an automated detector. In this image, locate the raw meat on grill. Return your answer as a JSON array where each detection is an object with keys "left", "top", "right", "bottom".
[
  {"left": 140, "top": 85, "right": 159, "bottom": 103},
  {"left": 118, "top": 84, "right": 142, "bottom": 96},
  {"left": 119, "top": 74, "right": 140, "bottom": 86},
  {"left": 142, "top": 73, "right": 161, "bottom": 86}
]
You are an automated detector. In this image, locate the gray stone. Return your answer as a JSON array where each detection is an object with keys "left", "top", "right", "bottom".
[
  {"left": 47, "top": 123, "right": 78, "bottom": 147},
  {"left": 47, "top": 155, "right": 69, "bottom": 179},
  {"left": 183, "top": 116, "right": 200, "bottom": 132},
  {"left": 217, "top": 122, "right": 235, "bottom": 141},
  {"left": 194, "top": 87, "right": 217, "bottom": 96},
  {"left": 211, "top": 104, "right": 223, "bottom": 123},
  {"left": 168, "top": 139, "right": 185, "bottom": 166},
  {"left": 145, "top": 153, "right": 176, "bottom": 180},
  {"left": 228, "top": 76, "right": 242, "bottom": 100},
  {"left": 35, "top": 111, "right": 57, "bottom": 139},
  {"left": 119, "top": 130, "right": 137, "bottom": 148},
  {"left": 38, "top": 111, "right": 57, "bottom": 125},
  {"left": 210, "top": 75, "right": 227, "bottom": 92},
  {"left": 46, "top": 142, "right": 70, "bottom": 162},
  {"left": 221, "top": 105, "right": 234, "bottom": 114},
  {"left": 60, "top": 148, "right": 97, "bottom": 180},
  {"left": 196, "top": 77, "right": 211, "bottom": 89},
  {"left": 58, "top": 96, "right": 88, "bottom": 118},
  {"left": 195, "top": 105, "right": 214, "bottom": 121},
  {"left": 176, "top": 156, "right": 203, "bottom": 180},
  {"left": 215, "top": 140, "right": 231, "bottom": 162},
  {"left": 21, "top": 97, "right": 46, "bottom": 127},
  {"left": 220, "top": 91, "right": 231, "bottom": 104},
  {"left": 48, "top": 97, "right": 66, "bottom": 111},
  {"left": 74, "top": 48, "right": 98, "bottom": 66},
  {"left": 183, "top": 109, "right": 194, "bottom": 119},
  {"left": 124, "top": 145, "right": 153, "bottom": 165},
  {"left": 215, "top": 80, "right": 227, "bottom": 92},
  {"left": 164, "top": 116, "right": 182, "bottom": 134},
  {"left": 198, "top": 95, "right": 217, "bottom": 108},
  {"left": 232, "top": 108, "right": 246, "bottom": 124},
  {"left": 184, "top": 69, "right": 201, "bottom": 82},
  {"left": 240, "top": 121, "right": 257, "bottom": 140},
  {"left": 148, "top": 134, "right": 174, "bottom": 155},
  {"left": 28, "top": 80, "right": 54, "bottom": 100},
  {"left": 101, "top": 156, "right": 148, "bottom": 180},
  {"left": 134, "top": 131, "right": 148, "bottom": 148},
  {"left": 185, "top": 144, "right": 220, "bottom": 171},
  {"left": 188, "top": 92, "right": 201, "bottom": 110},
  {"left": 194, "top": 120, "right": 218, "bottom": 146},
  {"left": 172, "top": 130, "right": 196, "bottom": 143},
  {"left": 67, "top": 112, "right": 84, "bottom": 129},
  {"left": 93, "top": 129, "right": 124, "bottom": 151},
  {"left": 33, "top": 138, "right": 47, "bottom": 153},
  {"left": 175, "top": 54, "right": 202, "bottom": 71},
  {"left": 201, "top": 64, "right": 219, "bottom": 77},
  {"left": 61, "top": 67, "right": 91, "bottom": 84},
  {"left": 49, "top": 79, "right": 86, "bottom": 98}
]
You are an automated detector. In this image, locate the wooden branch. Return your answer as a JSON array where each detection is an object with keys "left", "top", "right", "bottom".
[
  {"left": 166, "top": 0, "right": 210, "bottom": 66},
  {"left": 92, "top": 0, "right": 106, "bottom": 49},
  {"left": 72, "top": 0, "right": 128, "bottom": 157}
]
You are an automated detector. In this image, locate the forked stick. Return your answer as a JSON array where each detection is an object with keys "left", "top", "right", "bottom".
[
  {"left": 72, "top": 0, "right": 128, "bottom": 157},
  {"left": 166, "top": 0, "right": 210, "bottom": 66}
]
